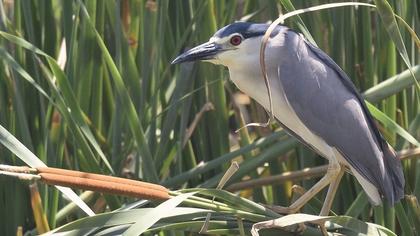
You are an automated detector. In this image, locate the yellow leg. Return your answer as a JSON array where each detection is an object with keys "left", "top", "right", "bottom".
[
  {"left": 320, "top": 167, "right": 344, "bottom": 216},
  {"left": 268, "top": 159, "right": 342, "bottom": 215}
]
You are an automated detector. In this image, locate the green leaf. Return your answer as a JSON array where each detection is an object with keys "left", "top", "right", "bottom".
[
  {"left": 52, "top": 207, "right": 210, "bottom": 234},
  {"left": 0, "top": 124, "right": 94, "bottom": 216},
  {"left": 0, "top": 31, "right": 114, "bottom": 174},
  {"left": 183, "top": 188, "right": 279, "bottom": 218},
  {"left": 364, "top": 65, "right": 420, "bottom": 103},
  {"left": 123, "top": 192, "right": 197, "bottom": 235},
  {"left": 79, "top": 1, "right": 158, "bottom": 182},
  {"left": 366, "top": 102, "right": 420, "bottom": 147},
  {"left": 0, "top": 47, "right": 52, "bottom": 102},
  {"left": 252, "top": 214, "right": 397, "bottom": 236},
  {"left": 329, "top": 216, "right": 397, "bottom": 236},
  {"left": 373, "top": 0, "right": 420, "bottom": 92},
  {"left": 162, "top": 131, "right": 285, "bottom": 187}
]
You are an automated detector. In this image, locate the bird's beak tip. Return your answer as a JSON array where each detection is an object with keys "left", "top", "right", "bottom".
[
  {"left": 171, "top": 51, "right": 190, "bottom": 65},
  {"left": 171, "top": 42, "right": 219, "bottom": 65},
  {"left": 171, "top": 57, "right": 180, "bottom": 65}
]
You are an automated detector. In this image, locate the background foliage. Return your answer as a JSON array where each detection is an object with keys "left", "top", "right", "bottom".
[{"left": 0, "top": 0, "right": 419, "bottom": 235}]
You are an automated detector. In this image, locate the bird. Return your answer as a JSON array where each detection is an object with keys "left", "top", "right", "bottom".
[{"left": 172, "top": 22, "right": 404, "bottom": 215}]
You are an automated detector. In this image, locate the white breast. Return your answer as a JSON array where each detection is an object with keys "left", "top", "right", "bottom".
[{"left": 229, "top": 67, "right": 337, "bottom": 161}]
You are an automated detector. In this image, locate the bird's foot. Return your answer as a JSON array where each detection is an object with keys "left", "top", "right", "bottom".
[{"left": 262, "top": 184, "right": 306, "bottom": 214}]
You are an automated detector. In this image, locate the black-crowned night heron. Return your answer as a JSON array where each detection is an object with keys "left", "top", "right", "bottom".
[{"left": 172, "top": 22, "right": 404, "bottom": 215}]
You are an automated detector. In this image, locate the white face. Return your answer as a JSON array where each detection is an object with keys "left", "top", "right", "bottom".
[{"left": 205, "top": 34, "right": 263, "bottom": 68}]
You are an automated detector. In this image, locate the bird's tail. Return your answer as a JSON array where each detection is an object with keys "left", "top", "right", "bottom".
[{"left": 381, "top": 142, "right": 405, "bottom": 205}]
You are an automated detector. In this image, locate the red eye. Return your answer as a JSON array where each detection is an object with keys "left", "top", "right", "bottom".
[{"left": 230, "top": 35, "right": 242, "bottom": 46}]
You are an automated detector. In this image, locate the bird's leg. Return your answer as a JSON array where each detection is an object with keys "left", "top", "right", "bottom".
[
  {"left": 268, "top": 159, "right": 341, "bottom": 215},
  {"left": 319, "top": 165, "right": 344, "bottom": 216}
]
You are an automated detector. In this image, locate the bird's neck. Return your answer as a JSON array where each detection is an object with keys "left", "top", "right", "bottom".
[{"left": 228, "top": 64, "right": 273, "bottom": 110}]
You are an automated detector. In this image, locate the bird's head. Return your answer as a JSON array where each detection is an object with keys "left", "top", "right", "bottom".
[{"left": 172, "top": 22, "right": 281, "bottom": 68}]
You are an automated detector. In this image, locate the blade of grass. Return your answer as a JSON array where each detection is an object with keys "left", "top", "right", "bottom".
[
  {"left": 123, "top": 192, "right": 197, "bottom": 235},
  {"left": 366, "top": 101, "right": 420, "bottom": 147},
  {"left": 161, "top": 131, "right": 286, "bottom": 187},
  {"left": 0, "top": 32, "right": 114, "bottom": 174},
  {"left": 79, "top": 1, "right": 158, "bottom": 182},
  {"left": 364, "top": 65, "right": 420, "bottom": 103},
  {"left": 373, "top": 0, "right": 420, "bottom": 93},
  {"left": 0, "top": 124, "right": 94, "bottom": 216}
]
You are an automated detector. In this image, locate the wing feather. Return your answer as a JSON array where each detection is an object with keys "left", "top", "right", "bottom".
[{"left": 277, "top": 30, "right": 403, "bottom": 204}]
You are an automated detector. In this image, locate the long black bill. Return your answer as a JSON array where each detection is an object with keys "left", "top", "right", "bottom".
[{"left": 171, "top": 41, "right": 220, "bottom": 64}]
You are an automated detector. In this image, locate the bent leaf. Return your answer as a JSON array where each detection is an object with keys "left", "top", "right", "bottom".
[
  {"left": 366, "top": 102, "right": 420, "bottom": 147},
  {"left": 0, "top": 125, "right": 95, "bottom": 216}
]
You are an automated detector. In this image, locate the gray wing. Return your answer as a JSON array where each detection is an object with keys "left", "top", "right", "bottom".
[{"left": 278, "top": 30, "right": 402, "bottom": 202}]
